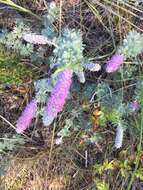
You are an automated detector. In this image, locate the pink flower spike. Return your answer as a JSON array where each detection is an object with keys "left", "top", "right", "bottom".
[
  {"left": 16, "top": 100, "right": 38, "bottom": 133},
  {"left": 106, "top": 54, "right": 124, "bottom": 73},
  {"left": 23, "top": 34, "right": 49, "bottom": 45},
  {"left": 129, "top": 101, "right": 139, "bottom": 111},
  {"left": 43, "top": 69, "right": 73, "bottom": 126}
]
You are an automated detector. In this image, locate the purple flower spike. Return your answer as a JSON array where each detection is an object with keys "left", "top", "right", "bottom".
[
  {"left": 43, "top": 69, "right": 73, "bottom": 126},
  {"left": 129, "top": 101, "right": 139, "bottom": 112},
  {"left": 16, "top": 100, "right": 38, "bottom": 133},
  {"left": 106, "top": 54, "right": 124, "bottom": 73}
]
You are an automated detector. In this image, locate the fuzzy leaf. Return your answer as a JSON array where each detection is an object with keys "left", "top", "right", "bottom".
[{"left": 119, "top": 30, "right": 143, "bottom": 58}]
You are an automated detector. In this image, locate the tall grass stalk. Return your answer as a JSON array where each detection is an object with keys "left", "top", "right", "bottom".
[
  {"left": 0, "top": 0, "right": 41, "bottom": 20},
  {"left": 127, "top": 105, "right": 143, "bottom": 190},
  {"left": 84, "top": 0, "right": 143, "bottom": 32}
]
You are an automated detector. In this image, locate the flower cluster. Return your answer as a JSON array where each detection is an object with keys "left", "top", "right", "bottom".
[
  {"left": 105, "top": 30, "right": 143, "bottom": 73},
  {"left": 128, "top": 101, "right": 139, "bottom": 112},
  {"left": 115, "top": 123, "right": 124, "bottom": 149},
  {"left": 43, "top": 69, "right": 73, "bottom": 126},
  {"left": 23, "top": 34, "right": 49, "bottom": 45},
  {"left": 105, "top": 54, "right": 124, "bottom": 73},
  {"left": 83, "top": 63, "right": 101, "bottom": 72},
  {"left": 16, "top": 99, "right": 38, "bottom": 133}
]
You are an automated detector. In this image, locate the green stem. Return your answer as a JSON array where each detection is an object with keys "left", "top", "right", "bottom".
[
  {"left": 0, "top": 0, "right": 41, "bottom": 20},
  {"left": 127, "top": 106, "right": 143, "bottom": 190}
]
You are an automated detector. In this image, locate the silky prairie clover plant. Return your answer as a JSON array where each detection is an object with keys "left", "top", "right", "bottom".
[
  {"left": 105, "top": 30, "right": 143, "bottom": 73},
  {"left": 16, "top": 29, "right": 101, "bottom": 133}
]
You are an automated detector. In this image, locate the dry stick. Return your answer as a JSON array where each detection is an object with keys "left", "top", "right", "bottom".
[
  {"left": 46, "top": 122, "right": 56, "bottom": 174},
  {"left": 0, "top": 114, "right": 32, "bottom": 141},
  {"left": 105, "top": 0, "right": 143, "bottom": 19},
  {"left": 0, "top": 114, "right": 16, "bottom": 130},
  {"left": 91, "top": 0, "right": 143, "bottom": 32},
  {"left": 84, "top": 0, "right": 110, "bottom": 33},
  {"left": 85, "top": 150, "right": 88, "bottom": 168},
  {"left": 118, "top": 0, "right": 143, "bottom": 14},
  {"left": 0, "top": 0, "right": 41, "bottom": 20},
  {"left": 59, "top": 0, "right": 63, "bottom": 36}
]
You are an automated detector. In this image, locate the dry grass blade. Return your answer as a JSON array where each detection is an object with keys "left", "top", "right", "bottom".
[
  {"left": 83, "top": 0, "right": 110, "bottom": 32},
  {"left": 85, "top": 0, "right": 143, "bottom": 32},
  {"left": 106, "top": 0, "right": 143, "bottom": 19},
  {"left": 119, "top": 0, "right": 143, "bottom": 13},
  {"left": 0, "top": 0, "right": 41, "bottom": 20}
]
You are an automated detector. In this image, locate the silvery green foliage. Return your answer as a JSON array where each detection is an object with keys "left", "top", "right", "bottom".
[
  {"left": 31, "top": 47, "right": 47, "bottom": 63},
  {"left": 87, "top": 134, "right": 102, "bottom": 144},
  {"left": 56, "top": 119, "right": 73, "bottom": 144},
  {"left": 118, "top": 30, "right": 143, "bottom": 58},
  {"left": 46, "top": 2, "right": 59, "bottom": 24},
  {"left": 0, "top": 155, "right": 10, "bottom": 176},
  {"left": 115, "top": 122, "right": 124, "bottom": 148},
  {"left": 134, "top": 80, "right": 143, "bottom": 103},
  {"left": 34, "top": 77, "right": 57, "bottom": 103},
  {"left": 82, "top": 83, "right": 96, "bottom": 100},
  {"left": 96, "top": 83, "right": 127, "bottom": 148},
  {"left": 42, "top": 2, "right": 59, "bottom": 39},
  {"left": 0, "top": 134, "right": 25, "bottom": 152},
  {"left": 53, "top": 29, "right": 84, "bottom": 72},
  {"left": 52, "top": 28, "right": 89, "bottom": 83},
  {"left": 75, "top": 70, "right": 85, "bottom": 83},
  {"left": 35, "top": 79, "right": 49, "bottom": 103},
  {"left": 73, "top": 111, "right": 91, "bottom": 130},
  {"left": 118, "top": 64, "right": 137, "bottom": 79},
  {"left": 96, "top": 82, "right": 122, "bottom": 110},
  {"left": 42, "top": 24, "right": 57, "bottom": 39},
  {"left": 117, "top": 103, "right": 127, "bottom": 117},
  {"left": 0, "top": 22, "right": 33, "bottom": 56}
]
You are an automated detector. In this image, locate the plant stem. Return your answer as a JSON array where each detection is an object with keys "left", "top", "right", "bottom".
[{"left": 127, "top": 106, "right": 143, "bottom": 190}]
